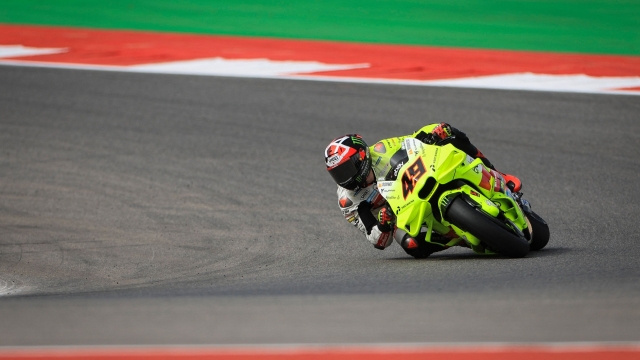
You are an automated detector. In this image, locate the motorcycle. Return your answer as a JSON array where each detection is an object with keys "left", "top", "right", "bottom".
[{"left": 376, "top": 138, "right": 549, "bottom": 258}]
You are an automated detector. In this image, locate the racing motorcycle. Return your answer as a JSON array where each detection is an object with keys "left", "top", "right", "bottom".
[{"left": 377, "top": 138, "right": 549, "bottom": 258}]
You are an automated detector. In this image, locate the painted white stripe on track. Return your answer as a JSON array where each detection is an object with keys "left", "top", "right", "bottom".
[
  {"left": 427, "top": 73, "right": 640, "bottom": 93},
  {"left": 0, "top": 45, "right": 67, "bottom": 58},
  {"left": 1, "top": 59, "right": 639, "bottom": 96},
  {"left": 130, "top": 57, "right": 369, "bottom": 76}
]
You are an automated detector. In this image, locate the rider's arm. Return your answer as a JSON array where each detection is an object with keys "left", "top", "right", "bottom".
[
  {"left": 413, "top": 123, "right": 495, "bottom": 169},
  {"left": 449, "top": 127, "right": 495, "bottom": 169},
  {"left": 337, "top": 187, "right": 394, "bottom": 250},
  {"left": 358, "top": 201, "right": 394, "bottom": 249}
]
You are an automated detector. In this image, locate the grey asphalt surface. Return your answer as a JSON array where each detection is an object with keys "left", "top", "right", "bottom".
[{"left": 0, "top": 65, "right": 639, "bottom": 346}]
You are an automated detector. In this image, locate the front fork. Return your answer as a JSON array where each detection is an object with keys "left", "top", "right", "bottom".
[{"left": 420, "top": 216, "right": 493, "bottom": 254}]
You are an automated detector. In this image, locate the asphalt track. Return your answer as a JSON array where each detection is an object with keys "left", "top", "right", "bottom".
[{"left": 0, "top": 65, "right": 639, "bottom": 346}]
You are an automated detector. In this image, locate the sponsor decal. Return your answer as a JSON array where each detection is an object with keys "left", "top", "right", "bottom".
[
  {"left": 393, "top": 161, "right": 405, "bottom": 178},
  {"left": 373, "top": 142, "right": 387, "bottom": 154},
  {"left": 367, "top": 190, "right": 377, "bottom": 202},
  {"left": 376, "top": 231, "right": 391, "bottom": 248},
  {"left": 325, "top": 136, "right": 355, "bottom": 168},
  {"left": 406, "top": 237, "right": 419, "bottom": 249},
  {"left": 470, "top": 190, "right": 480, "bottom": 197},
  {"left": 342, "top": 208, "right": 356, "bottom": 216},
  {"left": 431, "top": 148, "right": 439, "bottom": 168},
  {"left": 400, "top": 199, "right": 415, "bottom": 210},
  {"left": 326, "top": 154, "right": 341, "bottom": 167},
  {"left": 371, "top": 193, "right": 386, "bottom": 208},
  {"left": 490, "top": 170, "right": 503, "bottom": 192},
  {"left": 351, "top": 136, "right": 366, "bottom": 146},
  {"left": 358, "top": 189, "right": 370, "bottom": 199},
  {"left": 377, "top": 181, "right": 396, "bottom": 198},
  {"left": 401, "top": 158, "right": 427, "bottom": 200}
]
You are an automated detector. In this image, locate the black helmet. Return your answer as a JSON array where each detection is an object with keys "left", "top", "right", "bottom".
[{"left": 324, "top": 134, "right": 372, "bottom": 190}]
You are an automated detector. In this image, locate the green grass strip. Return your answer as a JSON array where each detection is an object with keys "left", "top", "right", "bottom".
[{"left": 1, "top": 0, "right": 639, "bottom": 55}]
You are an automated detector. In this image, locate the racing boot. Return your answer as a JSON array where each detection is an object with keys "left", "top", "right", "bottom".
[{"left": 496, "top": 171, "right": 522, "bottom": 192}]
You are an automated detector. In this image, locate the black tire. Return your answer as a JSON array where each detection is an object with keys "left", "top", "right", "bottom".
[
  {"left": 445, "top": 196, "right": 529, "bottom": 258},
  {"left": 526, "top": 211, "right": 550, "bottom": 251}
]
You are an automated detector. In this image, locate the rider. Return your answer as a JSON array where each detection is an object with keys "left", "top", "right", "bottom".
[{"left": 324, "top": 123, "right": 522, "bottom": 258}]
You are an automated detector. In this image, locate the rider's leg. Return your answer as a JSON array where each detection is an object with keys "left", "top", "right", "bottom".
[
  {"left": 449, "top": 126, "right": 522, "bottom": 192},
  {"left": 414, "top": 123, "right": 522, "bottom": 192}
]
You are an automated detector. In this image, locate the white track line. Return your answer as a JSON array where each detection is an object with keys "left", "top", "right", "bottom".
[
  {"left": 1, "top": 59, "right": 639, "bottom": 96},
  {"left": 0, "top": 45, "right": 67, "bottom": 58}
]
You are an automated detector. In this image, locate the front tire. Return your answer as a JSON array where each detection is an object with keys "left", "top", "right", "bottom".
[
  {"left": 526, "top": 211, "right": 550, "bottom": 251},
  {"left": 445, "top": 196, "right": 529, "bottom": 258}
]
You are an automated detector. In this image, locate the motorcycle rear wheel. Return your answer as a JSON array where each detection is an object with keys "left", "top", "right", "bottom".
[
  {"left": 445, "top": 196, "right": 529, "bottom": 258},
  {"left": 526, "top": 211, "right": 550, "bottom": 251}
]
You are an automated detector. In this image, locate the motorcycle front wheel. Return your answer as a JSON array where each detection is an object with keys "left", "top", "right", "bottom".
[
  {"left": 445, "top": 196, "right": 530, "bottom": 258},
  {"left": 526, "top": 211, "right": 550, "bottom": 251}
]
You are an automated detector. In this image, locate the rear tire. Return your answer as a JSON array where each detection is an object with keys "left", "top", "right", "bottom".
[
  {"left": 526, "top": 211, "right": 550, "bottom": 251},
  {"left": 445, "top": 196, "right": 529, "bottom": 258}
]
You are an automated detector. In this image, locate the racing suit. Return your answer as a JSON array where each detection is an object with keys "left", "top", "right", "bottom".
[{"left": 336, "top": 123, "right": 500, "bottom": 258}]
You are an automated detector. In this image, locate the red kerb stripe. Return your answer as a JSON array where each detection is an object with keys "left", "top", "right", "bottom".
[
  {"left": 1, "top": 24, "right": 640, "bottom": 80},
  {"left": 0, "top": 346, "right": 639, "bottom": 360}
]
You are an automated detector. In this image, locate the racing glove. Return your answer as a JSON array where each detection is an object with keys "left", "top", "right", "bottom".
[
  {"left": 432, "top": 122, "right": 453, "bottom": 141},
  {"left": 416, "top": 123, "right": 455, "bottom": 145},
  {"left": 377, "top": 205, "right": 396, "bottom": 232}
]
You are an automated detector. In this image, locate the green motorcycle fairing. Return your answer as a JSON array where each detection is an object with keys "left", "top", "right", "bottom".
[
  {"left": 376, "top": 138, "right": 529, "bottom": 254},
  {"left": 369, "top": 124, "right": 443, "bottom": 182}
]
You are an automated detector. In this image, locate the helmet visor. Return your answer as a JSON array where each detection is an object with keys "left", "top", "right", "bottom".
[{"left": 328, "top": 157, "right": 360, "bottom": 187}]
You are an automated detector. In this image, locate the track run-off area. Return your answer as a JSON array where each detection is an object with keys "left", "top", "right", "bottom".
[
  {"left": 1, "top": 2, "right": 640, "bottom": 358},
  {"left": 1, "top": 25, "right": 640, "bottom": 96}
]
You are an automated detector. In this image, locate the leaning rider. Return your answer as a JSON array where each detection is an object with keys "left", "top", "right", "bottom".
[{"left": 324, "top": 123, "right": 522, "bottom": 258}]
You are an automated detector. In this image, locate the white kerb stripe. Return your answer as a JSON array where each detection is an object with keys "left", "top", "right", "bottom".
[
  {"left": 129, "top": 58, "right": 370, "bottom": 76},
  {"left": 427, "top": 72, "right": 640, "bottom": 92},
  {"left": 1, "top": 57, "right": 639, "bottom": 95},
  {"left": 0, "top": 45, "right": 67, "bottom": 58}
]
